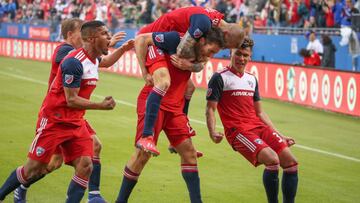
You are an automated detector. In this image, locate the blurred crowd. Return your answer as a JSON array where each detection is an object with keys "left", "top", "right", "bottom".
[{"left": 0, "top": 0, "right": 359, "bottom": 30}]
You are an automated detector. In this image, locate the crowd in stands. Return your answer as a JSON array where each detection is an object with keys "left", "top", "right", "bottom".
[{"left": 1, "top": 0, "right": 359, "bottom": 30}]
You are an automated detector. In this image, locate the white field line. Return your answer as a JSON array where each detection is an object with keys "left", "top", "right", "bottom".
[{"left": 1, "top": 70, "right": 359, "bottom": 163}]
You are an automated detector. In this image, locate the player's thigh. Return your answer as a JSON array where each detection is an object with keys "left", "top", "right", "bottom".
[
  {"left": 61, "top": 123, "right": 93, "bottom": 165},
  {"left": 28, "top": 118, "right": 67, "bottom": 165},
  {"left": 174, "top": 138, "right": 197, "bottom": 164},
  {"left": 163, "top": 112, "right": 196, "bottom": 148},
  {"left": 260, "top": 126, "right": 288, "bottom": 156},
  {"left": 231, "top": 130, "right": 270, "bottom": 166},
  {"left": 152, "top": 67, "right": 170, "bottom": 87}
]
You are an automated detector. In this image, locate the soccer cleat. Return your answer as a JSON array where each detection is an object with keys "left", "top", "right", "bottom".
[
  {"left": 14, "top": 185, "right": 27, "bottom": 203},
  {"left": 136, "top": 137, "right": 160, "bottom": 156},
  {"left": 168, "top": 145, "right": 203, "bottom": 158},
  {"left": 88, "top": 195, "right": 107, "bottom": 203}
]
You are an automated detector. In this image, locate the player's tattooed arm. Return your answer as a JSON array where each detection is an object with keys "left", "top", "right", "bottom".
[
  {"left": 176, "top": 31, "right": 197, "bottom": 58},
  {"left": 170, "top": 55, "right": 205, "bottom": 72}
]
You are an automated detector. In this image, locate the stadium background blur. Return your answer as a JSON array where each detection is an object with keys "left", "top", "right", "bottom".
[{"left": 0, "top": 0, "right": 360, "bottom": 202}]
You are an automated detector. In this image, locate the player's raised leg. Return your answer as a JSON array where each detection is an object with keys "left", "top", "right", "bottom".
[{"left": 136, "top": 67, "right": 170, "bottom": 156}]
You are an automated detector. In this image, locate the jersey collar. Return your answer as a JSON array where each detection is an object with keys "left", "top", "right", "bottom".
[{"left": 229, "top": 66, "right": 244, "bottom": 78}]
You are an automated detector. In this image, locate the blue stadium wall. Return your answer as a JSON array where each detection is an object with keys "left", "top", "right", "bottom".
[{"left": 1, "top": 23, "right": 358, "bottom": 71}]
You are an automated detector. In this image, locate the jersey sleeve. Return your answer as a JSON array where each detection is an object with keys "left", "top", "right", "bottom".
[
  {"left": 188, "top": 14, "right": 211, "bottom": 40},
  {"left": 254, "top": 77, "right": 261, "bottom": 102},
  {"left": 152, "top": 31, "right": 180, "bottom": 55},
  {"left": 55, "top": 44, "right": 74, "bottom": 64},
  {"left": 61, "top": 57, "right": 83, "bottom": 88},
  {"left": 206, "top": 72, "right": 224, "bottom": 101}
]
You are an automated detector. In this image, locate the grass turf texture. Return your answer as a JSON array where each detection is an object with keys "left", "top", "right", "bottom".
[{"left": 0, "top": 57, "right": 359, "bottom": 203}]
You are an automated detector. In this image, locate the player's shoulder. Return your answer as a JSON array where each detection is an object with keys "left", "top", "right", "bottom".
[
  {"left": 216, "top": 66, "right": 231, "bottom": 75},
  {"left": 244, "top": 71, "right": 257, "bottom": 79}
]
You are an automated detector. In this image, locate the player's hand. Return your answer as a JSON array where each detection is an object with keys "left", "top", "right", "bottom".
[
  {"left": 121, "top": 39, "right": 135, "bottom": 52},
  {"left": 282, "top": 135, "right": 295, "bottom": 147},
  {"left": 210, "top": 132, "right": 224, "bottom": 144},
  {"left": 101, "top": 96, "right": 116, "bottom": 110},
  {"left": 170, "top": 55, "right": 194, "bottom": 71},
  {"left": 109, "top": 31, "right": 126, "bottom": 47},
  {"left": 143, "top": 72, "right": 153, "bottom": 86}
]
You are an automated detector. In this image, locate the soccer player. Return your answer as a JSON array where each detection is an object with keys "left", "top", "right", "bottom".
[
  {"left": 135, "top": 6, "right": 246, "bottom": 155},
  {"left": 115, "top": 27, "right": 225, "bottom": 203},
  {"left": 12, "top": 18, "right": 134, "bottom": 203},
  {"left": 0, "top": 21, "right": 120, "bottom": 203},
  {"left": 205, "top": 38, "right": 299, "bottom": 203}
]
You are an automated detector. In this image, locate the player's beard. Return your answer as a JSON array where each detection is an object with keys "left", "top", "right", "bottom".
[{"left": 194, "top": 45, "right": 206, "bottom": 63}]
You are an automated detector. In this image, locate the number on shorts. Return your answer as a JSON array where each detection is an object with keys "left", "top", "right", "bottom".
[{"left": 273, "top": 132, "right": 283, "bottom": 143}]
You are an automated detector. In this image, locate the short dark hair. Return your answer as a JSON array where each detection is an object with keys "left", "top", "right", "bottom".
[
  {"left": 81, "top": 20, "right": 106, "bottom": 40},
  {"left": 240, "top": 38, "right": 254, "bottom": 50},
  {"left": 204, "top": 26, "right": 225, "bottom": 48},
  {"left": 299, "top": 48, "right": 311, "bottom": 57},
  {"left": 61, "top": 18, "right": 84, "bottom": 39}
]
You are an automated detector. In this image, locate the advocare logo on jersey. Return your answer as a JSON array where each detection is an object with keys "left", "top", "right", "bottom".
[{"left": 231, "top": 91, "right": 254, "bottom": 97}]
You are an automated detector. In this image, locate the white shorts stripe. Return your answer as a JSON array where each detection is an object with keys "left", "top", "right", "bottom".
[
  {"left": 30, "top": 118, "right": 48, "bottom": 154},
  {"left": 236, "top": 134, "right": 256, "bottom": 152}
]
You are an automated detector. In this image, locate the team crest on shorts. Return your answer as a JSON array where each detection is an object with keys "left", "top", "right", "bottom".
[
  {"left": 155, "top": 34, "right": 164, "bottom": 43},
  {"left": 65, "top": 74, "right": 74, "bottom": 84},
  {"left": 206, "top": 88, "right": 212, "bottom": 97},
  {"left": 193, "top": 28, "right": 203, "bottom": 39},
  {"left": 254, "top": 139, "right": 263, "bottom": 144},
  {"left": 36, "top": 147, "right": 45, "bottom": 157}
]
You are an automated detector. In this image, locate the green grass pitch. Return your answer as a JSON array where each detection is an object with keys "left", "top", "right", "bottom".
[{"left": 0, "top": 57, "right": 359, "bottom": 203}]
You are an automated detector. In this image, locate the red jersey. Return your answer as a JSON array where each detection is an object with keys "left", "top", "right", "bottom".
[
  {"left": 138, "top": 6, "right": 224, "bottom": 35},
  {"left": 304, "top": 51, "right": 321, "bottom": 66},
  {"left": 48, "top": 43, "right": 74, "bottom": 89},
  {"left": 206, "top": 67, "right": 264, "bottom": 134},
  {"left": 40, "top": 48, "right": 99, "bottom": 125},
  {"left": 144, "top": 45, "right": 191, "bottom": 112}
]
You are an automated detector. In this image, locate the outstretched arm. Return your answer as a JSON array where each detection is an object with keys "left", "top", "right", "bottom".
[{"left": 99, "top": 39, "right": 134, "bottom": 68}]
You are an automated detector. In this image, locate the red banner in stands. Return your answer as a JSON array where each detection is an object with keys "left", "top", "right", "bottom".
[
  {"left": 0, "top": 38, "right": 359, "bottom": 117},
  {"left": 29, "top": 27, "right": 50, "bottom": 41}
]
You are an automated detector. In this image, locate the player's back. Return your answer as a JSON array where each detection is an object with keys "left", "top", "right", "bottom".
[
  {"left": 41, "top": 48, "right": 99, "bottom": 125},
  {"left": 49, "top": 43, "right": 74, "bottom": 89},
  {"left": 138, "top": 6, "right": 223, "bottom": 34}
]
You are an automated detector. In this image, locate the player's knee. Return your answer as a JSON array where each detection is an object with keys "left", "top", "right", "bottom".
[
  {"left": 258, "top": 149, "right": 280, "bottom": 166},
  {"left": 47, "top": 161, "right": 62, "bottom": 173},
  {"left": 281, "top": 158, "right": 298, "bottom": 169},
  {"left": 26, "top": 165, "right": 45, "bottom": 179},
  {"left": 93, "top": 139, "right": 102, "bottom": 155},
  {"left": 75, "top": 157, "right": 93, "bottom": 177},
  {"left": 157, "top": 80, "right": 170, "bottom": 92}
]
